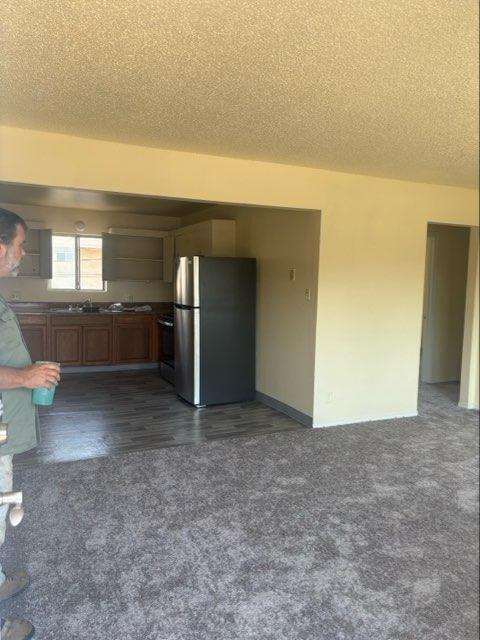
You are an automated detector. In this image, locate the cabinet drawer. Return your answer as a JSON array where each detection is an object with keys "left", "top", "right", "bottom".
[
  {"left": 114, "top": 314, "right": 154, "bottom": 325},
  {"left": 17, "top": 313, "right": 48, "bottom": 326},
  {"left": 51, "top": 314, "right": 112, "bottom": 326}
]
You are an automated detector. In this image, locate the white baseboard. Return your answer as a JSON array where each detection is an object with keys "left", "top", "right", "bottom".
[
  {"left": 458, "top": 401, "right": 480, "bottom": 411},
  {"left": 313, "top": 411, "right": 418, "bottom": 429}
]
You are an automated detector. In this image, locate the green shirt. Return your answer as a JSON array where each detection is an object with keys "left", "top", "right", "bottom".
[{"left": 0, "top": 295, "right": 39, "bottom": 456}]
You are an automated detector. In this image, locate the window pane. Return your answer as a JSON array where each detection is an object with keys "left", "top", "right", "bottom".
[
  {"left": 51, "top": 235, "right": 76, "bottom": 289},
  {"left": 79, "top": 236, "right": 103, "bottom": 290}
]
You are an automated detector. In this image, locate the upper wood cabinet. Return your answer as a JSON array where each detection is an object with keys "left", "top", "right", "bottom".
[
  {"left": 102, "top": 233, "right": 166, "bottom": 282},
  {"left": 171, "top": 219, "right": 236, "bottom": 260},
  {"left": 18, "top": 228, "right": 52, "bottom": 278},
  {"left": 162, "top": 236, "right": 175, "bottom": 283}
]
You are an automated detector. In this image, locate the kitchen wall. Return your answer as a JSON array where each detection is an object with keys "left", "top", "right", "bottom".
[
  {"left": 183, "top": 205, "right": 320, "bottom": 418},
  {"left": 1, "top": 126, "right": 478, "bottom": 421},
  {"left": 420, "top": 224, "right": 470, "bottom": 383},
  {"left": 0, "top": 202, "right": 180, "bottom": 303}
]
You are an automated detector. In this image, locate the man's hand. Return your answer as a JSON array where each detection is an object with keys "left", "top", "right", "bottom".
[{"left": 20, "top": 363, "right": 61, "bottom": 390}]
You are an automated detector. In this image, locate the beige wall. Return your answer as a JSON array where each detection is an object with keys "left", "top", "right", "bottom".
[
  {"left": 459, "top": 229, "right": 480, "bottom": 409},
  {"left": 420, "top": 225, "right": 470, "bottom": 383},
  {"left": 184, "top": 205, "right": 320, "bottom": 417},
  {"left": 1, "top": 126, "right": 478, "bottom": 426},
  {"left": 0, "top": 201, "right": 180, "bottom": 302}
]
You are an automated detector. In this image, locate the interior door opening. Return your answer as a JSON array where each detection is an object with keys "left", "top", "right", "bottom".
[{"left": 419, "top": 223, "right": 471, "bottom": 409}]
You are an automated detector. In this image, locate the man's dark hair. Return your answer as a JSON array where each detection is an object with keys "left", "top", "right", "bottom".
[{"left": 0, "top": 208, "right": 27, "bottom": 246}]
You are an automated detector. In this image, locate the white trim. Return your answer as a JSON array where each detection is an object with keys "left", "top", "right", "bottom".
[
  {"left": 108, "top": 227, "right": 169, "bottom": 238},
  {"left": 313, "top": 411, "right": 418, "bottom": 429},
  {"left": 458, "top": 401, "right": 480, "bottom": 411}
]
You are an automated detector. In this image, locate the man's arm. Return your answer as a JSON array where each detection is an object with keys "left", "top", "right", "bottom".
[{"left": 0, "top": 363, "right": 61, "bottom": 390}]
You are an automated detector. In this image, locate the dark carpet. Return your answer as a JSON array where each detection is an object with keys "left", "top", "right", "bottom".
[{"left": 1, "top": 384, "right": 478, "bottom": 639}]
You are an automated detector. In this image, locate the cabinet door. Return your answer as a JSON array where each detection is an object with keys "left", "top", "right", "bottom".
[
  {"left": 102, "top": 233, "right": 164, "bottom": 281},
  {"left": 174, "top": 229, "right": 209, "bottom": 258},
  {"left": 162, "top": 236, "right": 175, "bottom": 282},
  {"left": 83, "top": 326, "right": 112, "bottom": 365},
  {"left": 113, "top": 317, "right": 154, "bottom": 363},
  {"left": 38, "top": 229, "right": 53, "bottom": 278},
  {"left": 18, "top": 229, "right": 52, "bottom": 278},
  {"left": 102, "top": 233, "right": 116, "bottom": 281},
  {"left": 20, "top": 325, "right": 49, "bottom": 362},
  {"left": 51, "top": 326, "right": 82, "bottom": 366}
]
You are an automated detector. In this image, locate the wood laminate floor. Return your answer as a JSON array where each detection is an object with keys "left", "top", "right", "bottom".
[{"left": 15, "top": 371, "right": 308, "bottom": 467}]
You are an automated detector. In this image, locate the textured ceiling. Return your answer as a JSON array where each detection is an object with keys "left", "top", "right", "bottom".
[
  {"left": 0, "top": 183, "right": 212, "bottom": 216},
  {"left": 1, "top": 0, "right": 478, "bottom": 187}
]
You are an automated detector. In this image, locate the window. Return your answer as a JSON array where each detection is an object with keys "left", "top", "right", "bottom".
[{"left": 51, "top": 235, "right": 104, "bottom": 290}]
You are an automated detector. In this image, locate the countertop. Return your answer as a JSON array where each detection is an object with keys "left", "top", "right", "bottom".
[{"left": 10, "top": 302, "right": 173, "bottom": 316}]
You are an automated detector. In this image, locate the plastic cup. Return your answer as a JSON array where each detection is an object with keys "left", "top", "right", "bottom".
[{"left": 32, "top": 361, "right": 60, "bottom": 406}]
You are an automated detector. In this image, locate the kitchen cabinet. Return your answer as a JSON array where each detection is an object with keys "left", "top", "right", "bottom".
[
  {"left": 51, "top": 315, "right": 113, "bottom": 366},
  {"left": 18, "top": 314, "right": 50, "bottom": 362},
  {"left": 83, "top": 325, "right": 113, "bottom": 365},
  {"left": 113, "top": 315, "right": 155, "bottom": 364},
  {"left": 162, "top": 236, "right": 175, "bottom": 283},
  {"left": 102, "top": 233, "right": 165, "bottom": 281},
  {"left": 15, "top": 311, "right": 161, "bottom": 367},
  {"left": 171, "top": 219, "right": 236, "bottom": 259},
  {"left": 51, "top": 325, "right": 83, "bottom": 365},
  {"left": 18, "top": 229, "right": 52, "bottom": 279}
]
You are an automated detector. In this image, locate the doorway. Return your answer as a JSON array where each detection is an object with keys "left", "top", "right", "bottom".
[{"left": 419, "top": 223, "right": 471, "bottom": 409}]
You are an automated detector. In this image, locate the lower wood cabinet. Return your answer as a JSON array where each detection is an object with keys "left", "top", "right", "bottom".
[
  {"left": 51, "top": 315, "right": 113, "bottom": 366},
  {"left": 18, "top": 314, "right": 50, "bottom": 362},
  {"left": 51, "top": 325, "right": 83, "bottom": 365},
  {"left": 113, "top": 315, "right": 155, "bottom": 364},
  {"left": 83, "top": 326, "right": 113, "bottom": 365},
  {"left": 17, "top": 312, "right": 159, "bottom": 367}
]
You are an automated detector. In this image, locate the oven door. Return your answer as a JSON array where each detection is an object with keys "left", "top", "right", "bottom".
[{"left": 158, "top": 317, "right": 175, "bottom": 383}]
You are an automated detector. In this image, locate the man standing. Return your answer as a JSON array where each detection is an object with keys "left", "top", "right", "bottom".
[{"left": 0, "top": 209, "right": 60, "bottom": 640}]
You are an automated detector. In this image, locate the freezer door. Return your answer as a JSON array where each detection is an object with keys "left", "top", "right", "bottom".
[
  {"left": 174, "top": 306, "right": 200, "bottom": 405},
  {"left": 175, "top": 256, "right": 200, "bottom": 307}
]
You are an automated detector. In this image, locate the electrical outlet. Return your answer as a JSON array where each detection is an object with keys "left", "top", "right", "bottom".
[
  {"left": 305, "top": 288, "right": 311, "bottom": 301},
  {"left": 326, "top": 392, "right": 334, "bottom": 404},
  {"left": 289, "top": 269, "right": 296, "bottom": 282}
]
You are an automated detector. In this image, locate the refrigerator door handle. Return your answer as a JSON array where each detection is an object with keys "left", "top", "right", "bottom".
[
  {"left": 174, "top": 306, "right": 201, "bottom": 406},
  {"left": 193, "top": 307, "right": 200, "bottom": 405}
]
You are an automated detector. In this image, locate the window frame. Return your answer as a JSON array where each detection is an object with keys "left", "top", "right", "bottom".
[{"left": 49, "top": 233, "right": 106, "bottom": 292}]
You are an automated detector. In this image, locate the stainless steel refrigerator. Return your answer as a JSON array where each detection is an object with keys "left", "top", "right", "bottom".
[{"left": 174, "top": 256, "right": 256, "bottom": 407}]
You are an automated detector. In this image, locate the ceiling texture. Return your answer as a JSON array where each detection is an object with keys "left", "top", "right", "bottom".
[{"left": 1, "top": 0, "right": 478, "bottom": 188}]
